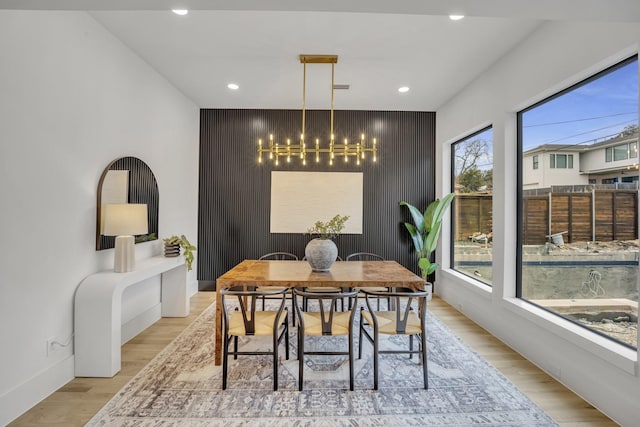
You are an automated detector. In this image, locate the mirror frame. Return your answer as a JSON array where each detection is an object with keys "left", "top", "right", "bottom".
[{"left": 96, "top": 157, "right": 159, "bottom": 250}]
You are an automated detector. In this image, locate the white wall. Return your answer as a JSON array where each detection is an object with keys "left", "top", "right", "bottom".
[
  {"left": 0, "top": 11, "right": 199, "bottom": 424},
  {"left": 436, "top": 21, "right": 640, "bottom": 425}
]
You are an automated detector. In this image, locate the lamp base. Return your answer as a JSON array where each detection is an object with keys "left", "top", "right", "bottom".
[{"left": 114, "top": 235, "right": 136, "bottom": 273}]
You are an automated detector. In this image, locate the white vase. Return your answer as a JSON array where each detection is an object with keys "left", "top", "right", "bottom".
[
  {"left": 305, "top": 238, "right": 338, "bottom": 272},
  {"left": 425, "top": 282, "right": 433, "bottom": 301}
]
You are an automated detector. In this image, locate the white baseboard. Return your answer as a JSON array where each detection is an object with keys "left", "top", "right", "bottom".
[
  {"left": 121, "top": 304, "right": 161, "bottom": 344},
  {"left": 0, "top": 355, "right": 74, "bottom": 426}
]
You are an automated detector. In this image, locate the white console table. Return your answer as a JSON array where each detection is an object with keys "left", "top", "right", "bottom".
[{"left": 74, "top": 256, "right": 189, "bottom": 377}]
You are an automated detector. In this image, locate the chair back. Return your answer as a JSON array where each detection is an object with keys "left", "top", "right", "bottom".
[
  {"left": 293, "top": 288, "right": 358, "bottom": 335},
  {"left": 361, "top": 287, "right": 428, "bottom": 334},
  {"left": 221, "top": 286, "right": 288, "bottom": 335},
  {"left": 302, "top": 255, "right": 342, "bottom": 261},
  {"left": 259, "top": 252, "right": 298, "bottom": 260},
  {"left": 346, "top": 252, "right": 384, "bottom": 261}
]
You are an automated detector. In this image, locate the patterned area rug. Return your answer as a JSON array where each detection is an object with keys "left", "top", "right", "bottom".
[{"left": 87, "top": 302, "right": 558, "bottom": 426}]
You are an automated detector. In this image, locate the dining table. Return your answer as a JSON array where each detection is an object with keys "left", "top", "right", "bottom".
[{"left": 214, "top": 259, "right": 424, "bottom": 365}]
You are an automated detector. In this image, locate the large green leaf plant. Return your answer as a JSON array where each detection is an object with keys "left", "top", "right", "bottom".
[{"left": 400, "top": 193, "right": 455, "bottom": 280}]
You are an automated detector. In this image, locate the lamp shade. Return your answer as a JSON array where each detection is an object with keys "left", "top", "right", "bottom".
[{"left": 102, "top": 204, "right": 148, "bottom": 236}]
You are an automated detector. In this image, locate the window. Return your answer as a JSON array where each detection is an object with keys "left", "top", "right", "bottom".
[
  {"left": 549, "top": 153, "right": 573, "bottom": 168},
  {"left": 518, "top": 56, "right": 638, "bottom": 349},
  {"left": 614, "top": 144, "right": 628, "bottom": 161},
  {"left": 451, "top": 126, "right": 493, "bottom": 287},
  {"left": 532, "top": 155, "right": 538, "bottom": 169},
  {"left": 607, "top": 142, "right": 637, "bottom": 162}
]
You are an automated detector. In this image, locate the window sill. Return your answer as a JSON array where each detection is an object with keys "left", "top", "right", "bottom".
[
  {"left": 503, "top": 297, "right": 637, "bottom": 375},
  {"left": 440, "top": 269, "right": 492, "bottom": 299}
]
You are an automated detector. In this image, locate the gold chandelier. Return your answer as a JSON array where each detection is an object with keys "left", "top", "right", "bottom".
[{"left": 257, "top": 54, "right": 377, "bottom": 166}]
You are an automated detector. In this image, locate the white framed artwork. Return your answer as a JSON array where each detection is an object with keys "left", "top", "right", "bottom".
[{"left": 270, "top": 171, "right": 363, "bottom": 234}]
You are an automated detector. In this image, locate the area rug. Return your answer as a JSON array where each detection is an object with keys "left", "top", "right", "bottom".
[{"left": 87, "top": 301, "right": 558, "bottom": 426}]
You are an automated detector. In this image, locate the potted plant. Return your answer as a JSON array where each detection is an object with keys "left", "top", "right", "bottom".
[
  {"left": 163, "top": 235, "right": 196, "bottom": 271},
  {"left": 400, "top": 193, "right": 455, "bottom": 298},
  {"left": 305, "top": 214, "right": 349, "bottom": 271}
]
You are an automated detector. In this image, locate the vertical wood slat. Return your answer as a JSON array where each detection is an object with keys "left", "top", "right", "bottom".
[{"left": 197, "top": 109, "right": 436, "bottom": 289}]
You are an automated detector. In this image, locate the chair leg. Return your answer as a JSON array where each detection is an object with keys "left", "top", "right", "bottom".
[
  {"left": 409, "top": 335, "right": 413, "bottom": 359},
  {"left": 284, "top": 314, "right": 290, "bottom": 360},
  {"left": 261, "top": 296, "right": 266, "bottom": 310},
  {"left": 233, "top": 336, "right": 238, "bottom": 360},
  {"left": 298, "top": 328, "right": 304, "bottom": 391},
  {"left": 290, "top": 292, "right": 296, "bottom": 326},
  {"left": 358, "top": 310, "right": 364, "bottom": 359},
  {"left": 421, "top": 332, "right": 428, "bottom": 389},
  {"left": 273, "top": 327, "right": 279, "bottom": 391},
  {"left": 349, "top": 328, "right": 354, "bottom": 391},
  {"left": 222, "top": 335, "right": 229, "bottom": 390},
  {"left": 373, "top": 328, "right": 379, "bottom": 390}
]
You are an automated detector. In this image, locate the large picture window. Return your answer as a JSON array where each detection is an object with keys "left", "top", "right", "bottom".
[
  {"left": 451, "top": 126, "right": 493, "bottom": 286},
  {"left": 518, "top": 56, "right": 638, "bottom": 349}
]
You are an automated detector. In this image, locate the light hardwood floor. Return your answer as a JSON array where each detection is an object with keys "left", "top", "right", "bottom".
[{"left": 10, "top": 293, "right": 617, "bottom": 426}]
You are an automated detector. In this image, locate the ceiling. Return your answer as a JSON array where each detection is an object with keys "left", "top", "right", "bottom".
[{"left": 3, "top": 1, "right": 640, "bottom": 110}]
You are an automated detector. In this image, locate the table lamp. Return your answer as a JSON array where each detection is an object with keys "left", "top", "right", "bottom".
[{"left": 102, "top": 203, "right": 148, "bottom": 273}]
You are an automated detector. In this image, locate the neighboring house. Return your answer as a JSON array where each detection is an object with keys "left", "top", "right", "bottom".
[{"left": 523, "top": 134, "right": 639, "bottom": 189}]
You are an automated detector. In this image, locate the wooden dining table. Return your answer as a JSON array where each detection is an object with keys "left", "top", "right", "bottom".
[{"left": 214, "top": 259, "right": 424, "bottom": 365}]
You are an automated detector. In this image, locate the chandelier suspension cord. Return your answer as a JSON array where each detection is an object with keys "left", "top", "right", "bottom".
[
  {"left": 330, "top": 62, "right": 335, "bottom": 143},
  {"left": 302, "top": 62, "right": 306, "bottom": 142}
]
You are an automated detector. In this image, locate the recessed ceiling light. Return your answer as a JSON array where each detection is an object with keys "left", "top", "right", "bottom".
[
  {"left": 398, "top": 86, "right": 410, "bottom": 93},
  {"left": 449, "top": 15, "right": 465, "bottom": 21},
  {"left": 172, "top": 9, "right": 188, "bottom": 16},
  {"left": 227, "top": 83, "right": 239, "bottom": 90}
]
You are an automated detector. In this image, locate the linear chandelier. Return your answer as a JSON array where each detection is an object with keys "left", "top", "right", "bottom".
[{"left": 257, "top": 54, "right": 377, "bottom": 166}]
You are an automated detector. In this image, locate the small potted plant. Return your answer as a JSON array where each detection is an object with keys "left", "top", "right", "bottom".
[
  {"left": 400, "top": 193, "right": 455, "bottom": 298},
  {"left": 305, "top": 214, "right": 349, "bottom": 271},
  {"left": 163, "top": 235, "right": 196, "bottom": 271}
]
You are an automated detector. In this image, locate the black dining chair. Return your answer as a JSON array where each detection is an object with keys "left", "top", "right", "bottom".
[
  {"left": 302, "top": 255, "right": 346, "bottom": 311},
  {"left": 293, "top": 287, "right": 359, "bottom": 391},
  {"left": 346, "top": 252, "right": 389, "bottom": 310},
  {"left": 358, "top": 287, "right": 429, "bottom": 390},
  {"left": 257, "top": 252, "right": 298, "bottom": 324},
  {"left": 220, "top": 286, "right": 290, "bottom": 391}
]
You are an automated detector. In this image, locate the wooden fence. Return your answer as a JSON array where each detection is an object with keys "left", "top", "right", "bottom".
[
  {"left": 454, "top": 190, "right": 638, "bottom": 244},
  {"left": 453, "top": 194, "right": 493, "bottom": 241}
]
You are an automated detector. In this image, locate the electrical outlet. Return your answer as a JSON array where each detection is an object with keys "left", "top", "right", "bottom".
[{"left": 46, "top": 337, "right": 55, "bottom": 357}]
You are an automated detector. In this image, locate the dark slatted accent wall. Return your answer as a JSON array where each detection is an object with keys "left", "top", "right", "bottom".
[{"left": 198, "top": 109, "right": 435, "bottom": 289}]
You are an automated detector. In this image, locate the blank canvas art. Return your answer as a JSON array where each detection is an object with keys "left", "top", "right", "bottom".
[{"left": 270, "top": 171, "right": 363, "bottom": 234}]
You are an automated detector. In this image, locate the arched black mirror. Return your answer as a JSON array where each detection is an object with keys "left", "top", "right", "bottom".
[{"left": 96, "top": 157, "right": 159, "bottom": 250}]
